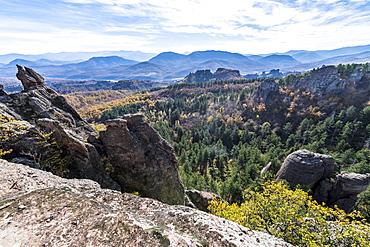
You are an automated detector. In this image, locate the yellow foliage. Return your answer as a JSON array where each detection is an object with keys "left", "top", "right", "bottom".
[
  {"left": 64, "top": 90, "right": 129, "bottom": 111},
  {"left": 207, "top": 116, "right": 214, "bottom": 123},
  {"left": 90, "top": 122, "right": 107, "bottom": 131},
  {"left": 0, "top": 114, "right": 25, "bottom": 158},
  {"left": 255, "top": 103, "right": 266, "bottom": 113},
  {"left": 79, "top": 93, "right": 151, "bottom": 121},
  {"left": 226, "top": 117, "right": 234, "bottom": 126},
  {"left": 287, "top": 101, "right": 297, "bottom": 112},
  {"left": 209, "top": 181, "right": 370, "bottom": 247},
  {"left": 308, "top": 106, "right": 326, "bottom": 118}
]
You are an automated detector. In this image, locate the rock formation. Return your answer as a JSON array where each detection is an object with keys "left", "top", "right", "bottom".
[
  {"left": 252, "top": 78, "right": 280, "bottom": 103},
  {"left": 327, "top": 172, "right": 370, "bottom": 213},
  {"left": 185, "top": 189, "right": 224, "bottom": 212},
  {"left": 0, "top": 84, "right": 6, "bottom": 96},
  {"left": 36, "top": 118, "right": 120, "bottom": 190},
  {"left": 292, "top": 65, "right": 345, "bottom": 94},
  {"left": 111, "top": 79, "right": 155, "bottom": 91},
  {"left": 0, "top": 65, "right": 185, "bottom": 206},
  {"left": 182, "top": 68, "right": 244, "bottom": 83},
  {"left": 276, "top": 150, "right": 370, "bottom": 212},
  {"left": 275, "top": 149, "right": 335, "bottom": 188},
  {"left": 16, "top": 64, "right": 45, "bottom": 91},
  {"left": 0, "top": 159, "right": 293, "bottom": 247},
  {"left": 99, "top": 114, "right": 185, "bottom": 205},
  {"left": 213, "top": 67, "right": 244, "bottom": 80}
]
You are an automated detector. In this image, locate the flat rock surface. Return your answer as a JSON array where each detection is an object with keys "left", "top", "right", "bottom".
[{"left": 0, "top": 159, "right": 293, "bottom": 247}]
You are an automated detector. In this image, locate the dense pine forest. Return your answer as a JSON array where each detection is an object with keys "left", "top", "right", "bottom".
[{"left": 72, "top": 63, "right": 370, "bottom": 219}]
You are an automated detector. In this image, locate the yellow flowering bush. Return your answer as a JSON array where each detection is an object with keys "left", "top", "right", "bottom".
[
  {"left": 0, "top": 113, "right": 23, "bottom": 157},
  {"left": 209, "top": 181, "right": 370, "bottom": 246}
]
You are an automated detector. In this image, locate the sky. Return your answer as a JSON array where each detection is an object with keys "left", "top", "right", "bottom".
[{"left": 1, "top": 0, "right": 370, "bottom": 56}]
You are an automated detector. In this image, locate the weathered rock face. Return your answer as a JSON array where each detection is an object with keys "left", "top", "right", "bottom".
[
  {"left": 213, "top": 67, "right": 244, "bottom": 80},
  {"left": 0, "top": 160, "right": 293, "bottom": 247},
  {"left": 275, "top": 150, "right": 335, "bottom": 188},
  {"left": 36, "top": 118, "right": 120, "bottom": 190},
  {"left": 347, "top": 68, "right": 363, "bottom": 83},
  {"left": 183, "top": 69, "right": 213, "bottom": 83},
  {"left": 16, "top": 64, "right": 45, "bottom": 91},
  {"left": 0, "top": 84, "right": 6, "bottom": 96},
  {"left": 111, "top": 79, "right": 155, "bottom": 91},
  {"left": 328, "top": 172, "right": 370, "bottom": 212},
  {"left": 99, "top": 114, "right": 185, "bottom": 205},
  {"left": 182, "top": 67, "right": 244, "bottom": 83},
  {"left": 252, "top": 78, "right": 280, "bottom": 103},
  {"left": 292, "top": 66, "right": 345, "bottom": 94},
  {"left": 185, "top": 189, "right": 224, "bottom": 212},
  {"left": 276, "top": 150, "right": 370, "bottom": 212},
  {"left": 3, "top": 68, "right": 92, "bottom": 132}
]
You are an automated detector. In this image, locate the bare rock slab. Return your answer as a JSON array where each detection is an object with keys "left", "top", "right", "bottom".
[{"left": 0, "top": 159, "right": 293, "bottom": 247}]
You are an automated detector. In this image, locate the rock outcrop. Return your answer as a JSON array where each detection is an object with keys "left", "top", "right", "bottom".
[
  {"left": 185, "top": 189, "right": 224, "bottom": 212},
  {"left": 36, "top": 118, "right": 120, "bottom": 190},
  {"left": 292, "top": 65, "right": 346, "bottom": 94},
  {"left": 16, "top": 64, "right": 45, "bottom": 91},
  {"left": 99, "top": 114, "right": 185, "bottom": 205},
  {"left": 275, "top": 149, "right": 335, "bottom": 188},
  {"left": 276, "top": 150, "right": 370, "bottom": 212},
  {"left": 0, "top": 66, "right": 185, "bottom": 206},
  {"left": 252, "top": 78, "right": 280, "bottom": 103},
  {"left": 0, "top": 84, "right": 6, "bottom": 96},
  {"left": 0, "top": 159, "right": 293, "bottom": 247},
  {"left": 111, "top": 79, "right": 155, "bottom": 91},
  {"left": 182, "top": 68, "right": 245, "bottom": 83},
  {"left": 327, "top": 172, "right": 370, "bottom": 213}
]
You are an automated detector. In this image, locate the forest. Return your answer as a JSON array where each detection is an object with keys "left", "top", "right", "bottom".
[{"left": 74, "top": 63, "right": 370, "bottom": 221}]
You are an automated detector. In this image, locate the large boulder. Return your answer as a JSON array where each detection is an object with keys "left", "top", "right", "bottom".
[
  {"left": 275, "top": 149, "right": 334, "bottom": 188},
  {"left": 99, "top": 114, "right": 185, "bottom": 205},
  {"left": 185, "top": 189, "right": 224, "bottom": 212},
  {"left": 276, "top": 150, "right": 370, "bottom": 213},
  {"left": 0, "top": 159, "right": 293, "bottom": 247}
]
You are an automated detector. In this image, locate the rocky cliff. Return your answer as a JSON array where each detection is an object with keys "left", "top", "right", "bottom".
[
  {"left": 0, "top": 159, "right": 293, "bottom": 247},
  {"left": 0, "top": 65, "right": 184, "bottom": 205},
  {"left": 182, "top": 68, "right": 245, "bottom": 83},
  {"left": 111, "top": 79, "right": 155, "bottom": 91},
  {"left": 292, "top": 65, "right": 345, "bottom": 94}
]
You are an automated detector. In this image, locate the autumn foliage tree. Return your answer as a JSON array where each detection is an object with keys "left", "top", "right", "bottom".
[{"left": 209, "top": 181, "right": 370, "bottom": 247}]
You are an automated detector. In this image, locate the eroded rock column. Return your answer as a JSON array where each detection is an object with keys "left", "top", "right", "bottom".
[{"left": 99, "top": 114, "right": 185, "bottom": 205}]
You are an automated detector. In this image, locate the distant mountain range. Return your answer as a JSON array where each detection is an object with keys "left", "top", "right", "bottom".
[{"left": 1, "top": 44, "right": 370, "bottom": 81}]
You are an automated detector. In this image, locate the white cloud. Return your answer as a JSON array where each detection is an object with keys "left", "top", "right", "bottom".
[{"left": 1, "top": 0, "right": 370, "bottom": 55}]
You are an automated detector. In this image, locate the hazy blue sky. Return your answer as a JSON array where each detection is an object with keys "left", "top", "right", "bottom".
[{"left": 1, "top": 0, "right": 369, "bottom": 55}]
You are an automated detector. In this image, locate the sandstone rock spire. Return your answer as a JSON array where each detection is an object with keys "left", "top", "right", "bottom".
[{"left": 16, "top": 64, "right": 45, "bottom": 91}]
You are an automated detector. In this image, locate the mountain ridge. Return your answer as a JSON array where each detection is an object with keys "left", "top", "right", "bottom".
[{"left": 1, "top": 44, "right": 370, "bottom": 82}]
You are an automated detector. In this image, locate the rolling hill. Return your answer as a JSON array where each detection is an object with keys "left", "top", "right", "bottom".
[{"left": 1, "top": 44, "right": 370, "bottom": 81}]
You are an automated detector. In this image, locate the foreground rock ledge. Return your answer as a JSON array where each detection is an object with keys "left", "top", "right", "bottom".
[{"left": 0, "top": 159, "right": 293, "bottom": 247}]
